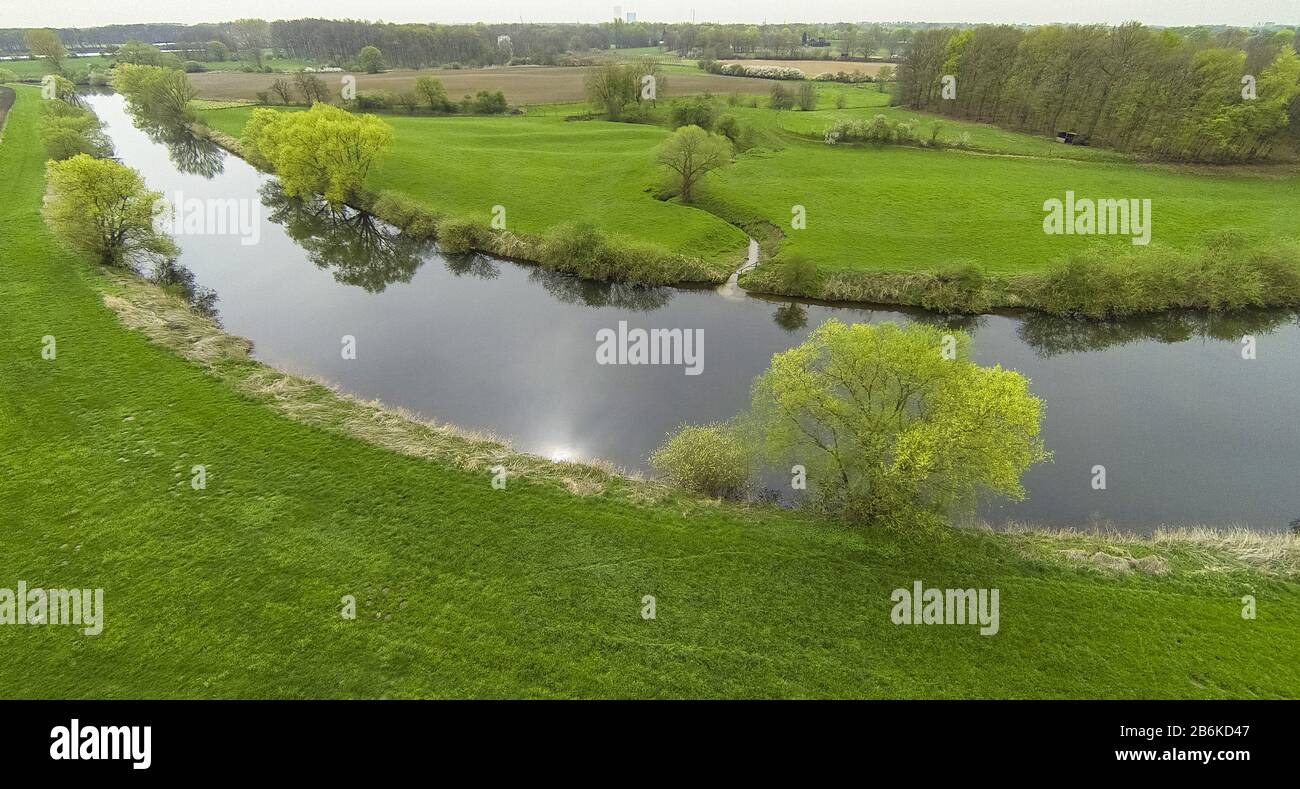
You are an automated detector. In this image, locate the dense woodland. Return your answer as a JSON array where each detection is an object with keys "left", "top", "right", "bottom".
[
  {"left": 5, "top": 18, "right": 1299, "bottom": 161},
  {"left": 0, "top": 20, "right": 920, "bottom": 63},
  {"left": 897, "top": 23, "right": 1300, "bottom": 161}
]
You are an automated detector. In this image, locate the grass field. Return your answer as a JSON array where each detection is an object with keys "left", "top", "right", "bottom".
[
  {"left": 1, "top": 55, "right": 318, "bottom": 80},
  {"left": 4, "top": 85, "right": 1300, "bottom": 697},
  {"left": 200, "top": 83, "right": 1300, "bottom": 279},
  {"left": 190, "top": 65, "right": 782, "bottom": 104},
  {"left": 1, "top": 55, "right": 114, "bottom": 78},
  {"left": 199, "top": 104, "right": 750, "bottom": 270}
]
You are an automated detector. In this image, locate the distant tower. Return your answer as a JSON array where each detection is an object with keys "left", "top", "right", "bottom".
[{"left": 626, "top": 11, "right": 637, "bottom": 23}]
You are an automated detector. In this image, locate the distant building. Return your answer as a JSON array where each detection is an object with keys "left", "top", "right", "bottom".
[{"left": 626, "top": 12, "right": 637, "bottom": 23}]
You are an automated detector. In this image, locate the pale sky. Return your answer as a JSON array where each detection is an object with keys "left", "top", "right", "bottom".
[{"left": 4, "top": 1, "right": 1295, "bottom": 29}]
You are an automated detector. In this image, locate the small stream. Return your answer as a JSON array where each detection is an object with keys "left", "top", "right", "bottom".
[{"left": 86, "top": 92, "right": 1300, "bottom": 533}]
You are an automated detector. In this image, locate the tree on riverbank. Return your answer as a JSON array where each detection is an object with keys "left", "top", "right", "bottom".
[
  {"left": 43, "top": 154, "right": 177, "bottom": 267},
  {"left": 240, "top": 103, "right": 392, "bottom": 205},
  {"left": 654, "top": 124, "right": 732, "bottom": 203},
  {"left": 747, "top": 320, "right": 1049, "bottom": 524},
  {"left": 654, "top": 320, "right": 1050, "bottom": 525},
  {"left": 113, "top": 63, "right": 199, "bottom": 124}
]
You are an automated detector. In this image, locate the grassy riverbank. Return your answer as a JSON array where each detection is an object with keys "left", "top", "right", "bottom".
[
  {"left": 5, "top": 84, "right": 1300, "bottom": 698},
  {"left": 197, "top": 84, "right": 1300, "bottom": 315}
]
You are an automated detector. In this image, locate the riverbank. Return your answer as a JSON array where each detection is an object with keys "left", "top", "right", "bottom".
[
  {"left": 7, "top": 84, "right": 1300, "bottom": 698},
  {"left": 196, "top": 94, "right": 1300, "bottom": 318}
]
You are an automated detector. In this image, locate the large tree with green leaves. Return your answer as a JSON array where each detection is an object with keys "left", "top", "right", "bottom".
[
  {"left": 653, "top": 124, "right": 731, "bottom": 203},
  {"left": 240, "top": 104, "right": 393, "bottom": 205},
  {"left": 744, "top": 320, "right": 1049, "bottom": 524},
  {"left": 24, "top": 29, "right": 66, "bottom": 75},
  {"left": 357, "top": 46, "right": 386, "bottom": 74},
  {"left": 43, "top": 154, "right": 178, "bottom": 267},
  {"left": 112, "top": 64, "right": 199, "bottom": 125}
]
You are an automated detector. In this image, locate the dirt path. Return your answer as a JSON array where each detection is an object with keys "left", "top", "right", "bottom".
[{"left": 715, "top": 238, "right": 759, "bottom": 301}]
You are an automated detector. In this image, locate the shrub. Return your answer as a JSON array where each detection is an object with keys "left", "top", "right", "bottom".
[
  {"left": 780, "top": 253, "right": 820, "bottom": 292},
  {"left": 0, "top": 68, "right": 19, "bottom": 83},
  {"left": 718, "top": 63, "right": 805, "bottom": 80},
  {"left": 395, "top": 92, "right": 420, "bottom": 114},
  {"left": 796, "top": 81, "right": 816, "bottom": 111},
  {"left": 354, "top": 91, "right": 396, "bottom": 110},
  {"left": 369, "top": 190, "right": 443, "bottom": 238},
  {"left": 650, "top": 423, "right": 751, "bottom": 498},
  {"left": 823, "top": 114, "right": 919, "bottom": 145},
  {"left": 917, "top": 263, "right": 993, "bottom": 313},
  {"left": 414, "top": 76, "right": 452, "bottom": 112},
  {"left": 668, "top": 96, "right": 716, "bottom": 130},
  {"left": 183, "top": 61, "right": 205, "bottom": 73},
  {"left": 769, "top": 83, "right": 795, "bottom": 110},
  {"left": 714, "top": 113, "right": 741, "bottom": 143},
  {"left": 470, "top": 89, "right": 508, "bottom": 114},
  {"left": 436, "top": 216, "right": 489, "bottom": 254}
]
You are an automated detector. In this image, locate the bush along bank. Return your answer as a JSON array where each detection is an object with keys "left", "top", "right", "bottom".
[{"left": 741, "top": 233, "right": 1300, "bottom": 318}]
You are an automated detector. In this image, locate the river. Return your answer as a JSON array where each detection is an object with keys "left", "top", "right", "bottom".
[{"left": 85, "top": 91, "right": 1300, "bottom": 532}]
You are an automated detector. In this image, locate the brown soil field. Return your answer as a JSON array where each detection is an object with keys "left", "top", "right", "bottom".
[
  {"left": 726, "top": 59, "right": 894, "bottom": 76},
  {"left": 190, "top": 65, "right": 782, "bottom": 105}
]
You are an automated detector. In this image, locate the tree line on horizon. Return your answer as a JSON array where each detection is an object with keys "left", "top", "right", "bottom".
[{"left": 897, "top": 22, "right": 1300, "bottom": 161}]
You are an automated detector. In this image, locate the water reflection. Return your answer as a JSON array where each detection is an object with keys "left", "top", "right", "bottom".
[
  {"left": 444, "top": 252, "right": 501, "bottom": 280},
  {"left": 148, "top": 259, "right": 220, "bottom": 323},
  {"left": 772, "top": 303, "right": 807, "bottom": 332},
  {"left": 261, "top": 184, "right": 429, "bottom": 293},
  {"left": 1017, "top": 309, "right": 1300, "bottom": 357},
  {"left": 123, "top": 104, "right": 227, "bottom": 179},
  {"left": 83, "top": 90, "right": 1300, "bottom": 532},
  {"left": 528, "top": 267, "right": 673, "bottom": 311}
]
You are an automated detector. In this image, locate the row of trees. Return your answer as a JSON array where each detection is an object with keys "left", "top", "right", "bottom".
[{"left": 897, "top": 23, "right": 1300, "bottom": 161}]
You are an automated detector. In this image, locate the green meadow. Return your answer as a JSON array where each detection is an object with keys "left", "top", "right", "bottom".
[
  {"left": 199, "top": 81, "right": 1300, "bottom": 280},
  {"left": 5, "top": 84, "right": 1300, "bottom": 697}
]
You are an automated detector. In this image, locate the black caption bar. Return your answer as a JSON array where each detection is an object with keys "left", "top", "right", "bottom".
[{"left": 0, "top": 699, "right": 1287, "bottom": 775}]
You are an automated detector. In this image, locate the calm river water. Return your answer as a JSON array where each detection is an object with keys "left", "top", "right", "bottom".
[{"left": 86, "top": 92, "right": 1300, "bottom": 532}]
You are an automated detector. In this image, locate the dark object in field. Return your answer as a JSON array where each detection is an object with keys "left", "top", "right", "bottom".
[{"left": 1054, "top": 131, "right": 1090, "bottom": 146}]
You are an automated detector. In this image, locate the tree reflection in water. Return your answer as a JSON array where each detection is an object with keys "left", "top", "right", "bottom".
[
  {"left": 772, "top": 302, "right": 807, "bottom": 332},
  {"left": 149, "top": 259, "right": 221, "bottom": 324},
  {"left": 528, "top": 267, "right": 673, "bottom": 311},
  {"left": 261, "top": 183, "right": 430, "bottom": 293},
  {"left": 136, "top": 117, "right": 225, "bottom": 179},
  {"left": 444, "top": 252, "right": 501, "bottom": 280},
  {"left": 1017, "top": 309, "right": 1300, "bottom": 357}
]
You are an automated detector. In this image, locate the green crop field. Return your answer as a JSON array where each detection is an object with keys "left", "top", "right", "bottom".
[
  {"left": 200, "top": 83, "right": 1300, "bottom": 278},
  {"left": 5, "top": 85, "right": 1300, "bottom": 698}
]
